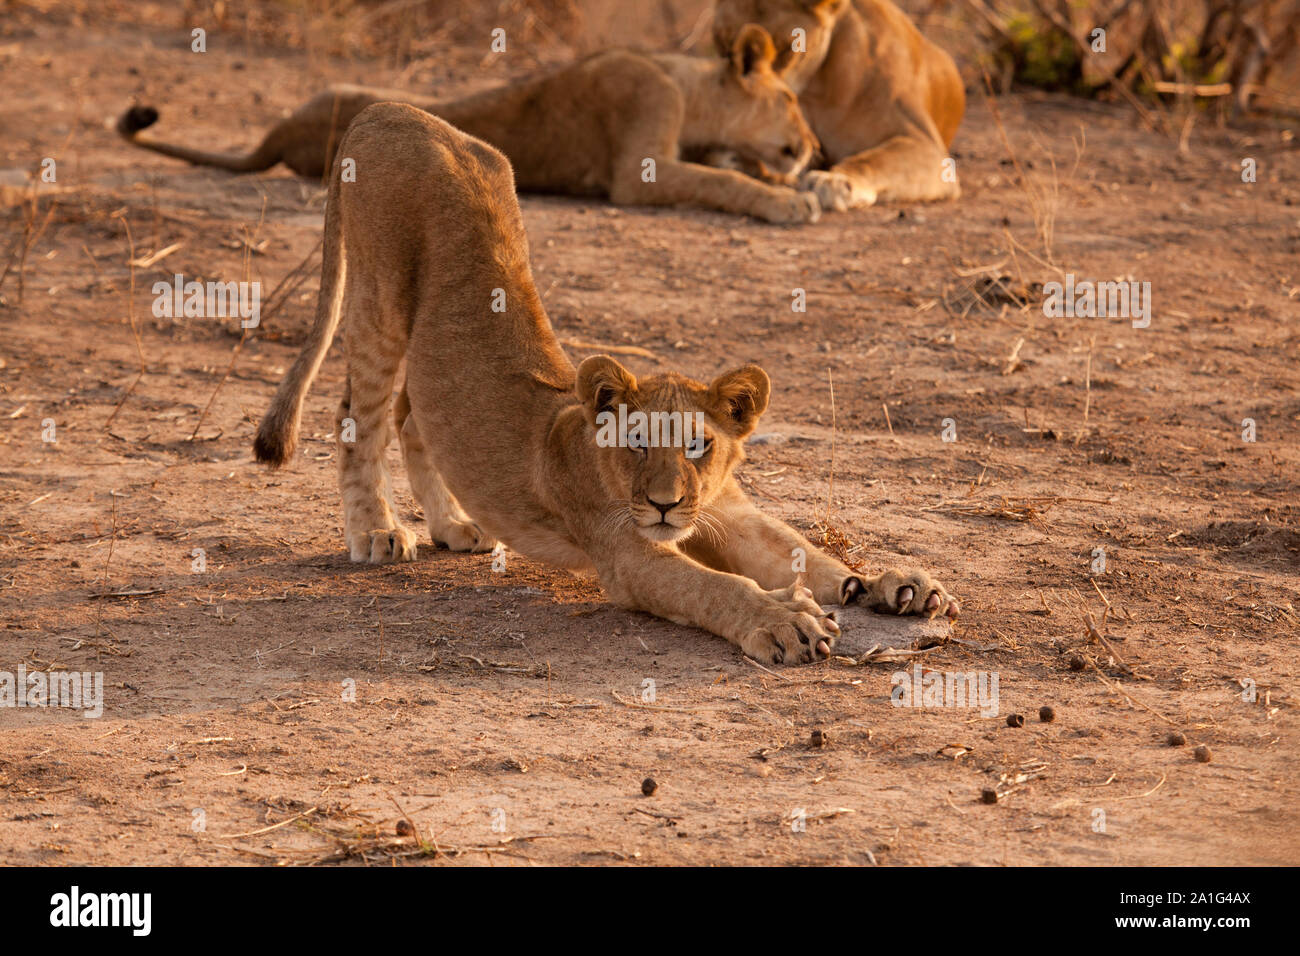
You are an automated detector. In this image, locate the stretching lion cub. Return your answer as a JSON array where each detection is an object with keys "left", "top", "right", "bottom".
[
  {"left": 712, "top": 0, "right": 965, "bottom": 209},
  {"left": 253, "top": 104, "right": 958, "bottom": 664},
  {"left": 117, "top": 25, "right": 819, "bottom": 224}
]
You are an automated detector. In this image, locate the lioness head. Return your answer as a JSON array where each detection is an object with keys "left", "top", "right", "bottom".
[
  {"left": 577, "top": 355, "right": 770, "bottom": 544},
  {"left": 713, "top": 0, "right": 850, "bottom": 93},
  {"left": 717, "top": 23, "right": 819, "bottom": 178}
]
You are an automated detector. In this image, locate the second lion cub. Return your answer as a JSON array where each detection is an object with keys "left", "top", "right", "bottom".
[{"left": 119, "top": 25, "right": 820, "bottom": 224}]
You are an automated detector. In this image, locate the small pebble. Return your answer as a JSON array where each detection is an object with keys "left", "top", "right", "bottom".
[
  {"left": 1068, "top": 655, "right": 1086, "bottom": 671},
  {"left": 810, "top": 728, "right": 828, "bottom": 748},
  {"left": 1006, "top": 713, "right": 1025, "bottom": 728},
  {"left": 1167, "top": 731, "right": 1187, "bottom": 747},
  {"left": 395, "top": 819, "right": 414, "bottom": 837},
  {"left": 980, "top": 789, "right": 999, "bottom": 804},
  {"left": 1039, "top": 706, "right": 1056, "bottom": 723},
  {"left": 641, "top": 776, "right": 658, "bottom": 796},
  {"left": 1194, "top": 745, "right": 1212, "bottom": 763}
]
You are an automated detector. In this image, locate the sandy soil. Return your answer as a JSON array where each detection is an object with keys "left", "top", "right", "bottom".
[{"left": 1, "top": 4, "right": 1297, "bottom": 866}]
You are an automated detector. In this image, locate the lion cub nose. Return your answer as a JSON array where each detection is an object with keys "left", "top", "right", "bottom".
[{"left": 648, "top": 495, "right": 684, "bottom": 519}]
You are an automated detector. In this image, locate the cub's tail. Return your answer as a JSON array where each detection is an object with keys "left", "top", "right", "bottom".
[
  {"left": 116, "top": 104, "right": 281, "bottom": 172},
  {"left": 252, "top": 164, "right": 345, "bottom": 468}
]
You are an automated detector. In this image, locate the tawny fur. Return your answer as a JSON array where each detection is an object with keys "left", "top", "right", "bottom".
[
  {"left": 117, "top": 26, "right": 821, "bottom": 224},
  {"left": 712, "top": 0, "right": 965, "bottom": 209},
  {"left": 252, "top": 104, "right": 959, "bottom": 665}
]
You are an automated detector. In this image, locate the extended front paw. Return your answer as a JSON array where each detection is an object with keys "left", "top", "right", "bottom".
[
  {"left": 740, "top": 583, "right": 840, "bottom": 665},
  {"left": 760, "top": 188, "right": 821, "bottom": 224},
  {"left": 802, "top": 170, "right": 875, "bottom": 212},
  {"left": 845, "top": 569, "right": 959, "bottom": 620},
  {"left": 349, "top": 526, "right": 418, "bottom": 564}
]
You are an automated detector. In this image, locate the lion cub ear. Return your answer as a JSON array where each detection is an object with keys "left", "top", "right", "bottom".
[
  {"left": 730, "top": 23, "right": 777, "bottom": 78},
  {"left": 707, "top": 364, "right": 770, "bottom": 437},
  {"left": 576, "top": 355, "right": 638, "bottom": 426}
]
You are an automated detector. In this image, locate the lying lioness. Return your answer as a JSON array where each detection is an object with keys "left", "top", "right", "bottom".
[
  {"left": 711, "top": 0, "right": 965, "bottom": 209},
  {"left": 253, "top": 103, "right": 958, "bottom": 664},
  {"left": 117, "top": 26, "right": 820, "bottom": 224}
]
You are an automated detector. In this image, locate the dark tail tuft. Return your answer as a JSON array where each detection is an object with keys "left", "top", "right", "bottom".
[
  {"left": 252, "top": 418, "right": 293, "bottom": 469},
  {"left": 117, "top": 105, "right": 160, "bottom": 137}
]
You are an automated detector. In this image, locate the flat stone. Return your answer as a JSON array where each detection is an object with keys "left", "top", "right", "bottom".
[{"left": 827, "top": 603, "right": 953, "bottom": 657}]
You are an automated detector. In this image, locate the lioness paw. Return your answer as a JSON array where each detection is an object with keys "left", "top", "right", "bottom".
[
  {"left": 847, "top": 569, "right": 959, "bottom": 620},
  {"left": 803, "top": 170, "right": 874, "bottom": 212},
  {"left": 350, "top": 526, "right": 418, "bottom": 564}
]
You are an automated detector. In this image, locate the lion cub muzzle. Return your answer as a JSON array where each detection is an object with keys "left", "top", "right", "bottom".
[{"left": 635, "top": 457, "right": 700, "bottom": 542}]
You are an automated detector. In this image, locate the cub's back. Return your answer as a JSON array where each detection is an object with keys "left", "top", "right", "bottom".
[
  {"left": 334, "top": 104, "right": 574, "bottom": 447},
  {"left": 447, "top": 51, "right": 680, "bottom": 196}
]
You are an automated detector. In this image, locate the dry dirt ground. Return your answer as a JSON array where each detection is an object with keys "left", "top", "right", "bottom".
[{"left": 1, "top": 6, "right": 1298, "bottom": 866}]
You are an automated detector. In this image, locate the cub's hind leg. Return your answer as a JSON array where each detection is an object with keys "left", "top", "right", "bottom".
[
  {"left": 394, "top": 385, "right": 496, "bottom": 553},
  {"left": 336, "top": 282, "right": 418, "bottom": 564}
]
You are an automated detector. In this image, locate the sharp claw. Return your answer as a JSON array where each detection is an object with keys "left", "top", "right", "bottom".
[
  {"left": 925, "top": 591, "right": 941, "bottom": 612},
  {"left": 897, "top": 585, "right": 914, "bottom": 612},
  {"left": 842, "top": 577, "right": 862, "bottom": 604},
  {"left": 816, "top": 639, "right": 830, "bottom": 657}
]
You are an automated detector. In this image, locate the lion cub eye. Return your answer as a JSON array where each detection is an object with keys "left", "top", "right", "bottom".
[
  {"left": 686, "top": 436, "right": 713, "bottom": 460},
  {"left": 627, "top": 429, "right": 648, "bottom": 454}
]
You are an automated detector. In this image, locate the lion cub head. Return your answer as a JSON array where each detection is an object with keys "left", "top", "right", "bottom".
[
  {"left": 714, "top": 0, "right": 850, "bottom": 93},
  {"left": 577, "top": 356, "right": 769, "bottom": 544},
  {"left": 716, "top": 23, "right": 820, "bottom": 178}
]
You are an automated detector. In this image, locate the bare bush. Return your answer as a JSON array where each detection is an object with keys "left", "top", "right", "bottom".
[{"left": 962, "top": 0, "right": 1299, "bottom": 115}]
